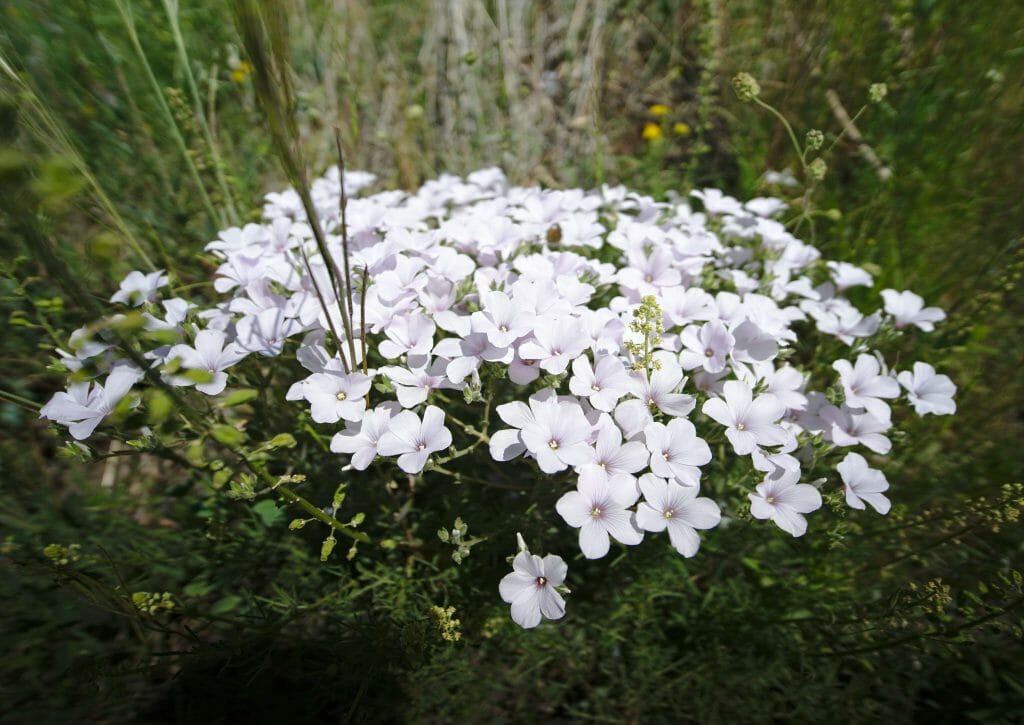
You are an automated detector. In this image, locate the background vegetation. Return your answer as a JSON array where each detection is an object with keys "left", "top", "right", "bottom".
[{"left": 1, "top": 0, "right": 1022, "bottom": 722}]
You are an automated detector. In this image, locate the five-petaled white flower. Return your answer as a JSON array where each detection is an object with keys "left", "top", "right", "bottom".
[
  {"left": 635, "top": 474, "right": 721, "bottom": 557},
  {"left": 748, "top": 468, "right": 822, "bottom": 537},
  {"left": 702, "top": 380, "right": 788, "bottom": 455},
  {"left": 499, "top": 546, "right": 568, "bottom": 629},
  {"left": 167, "top": 329, "right": 249, "bottom": 395},
  {"left": 837, "top": 452, "right": 891, "bottom": 514},
  {"left": 556, "top": 468, "right": 644, "bottom": 559},
  {"left": 376, "top": 404, "right": 453, "bottom": 473},
  {"left": 897, "top": 362, "right": 956, "bottom": 416}
]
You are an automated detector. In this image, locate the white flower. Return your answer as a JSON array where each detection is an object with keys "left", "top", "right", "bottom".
[
  {"left": 568, "top": 354, "right": 632, "bottom": 412},
  {"left": 702, "top": 380, "right": 788, "bottom": 455},
  {"left": 556, "top": 468, "right": 643, "bottom": 559},
  {"left": 748, "top": 468, "right": 822, "bottom": 537},
  {"left": 376, "top": 405, "right": 453, "bottom": 473},
  {"left": 499, "top": 547, "right": 568, "bottom": 629},
  {"left": 635, "top": 474, "right": 721, "bottom": 557},
  {"left": 833, "top": 354, "right": 899, "bottom": 421},
  {"left": 40, "top": 366, "right": 142, "bottom": 440},
  {"left": 110, "top": 269, "right": 169, "bottom": 306},
  {"left": 837, "top": 452, "right": 891, "bottom": 514},
  {"left": 897, "top": 362, "right": 956, "bottom": 416},
  {"left": 331, "top": 402, "right": 401, "bottom": 470},
  {"left": 167, "top": 329, "right": 248, "bottom": 395},
  {"left": 881, "top": 289, "right": 946, "bottom": 331},
  {"left": 643, "top": 419, "right": 712, "bottom": 487}
]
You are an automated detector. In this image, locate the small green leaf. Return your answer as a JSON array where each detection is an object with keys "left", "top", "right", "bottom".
[
  {"left": 266, "top": 432, "right": 297, "bottom": 449},
  {"left": 221, "top": 388, "right": 259, "bottom": 407},
  {"left": 252, "top": 499, "right": 283, "bottom": 527},
  {"left": 211, "top": 424, "right": 246, "bottom": 446},
  {"left": 210, "top": 595, "right": 242, "bottom": 615}
]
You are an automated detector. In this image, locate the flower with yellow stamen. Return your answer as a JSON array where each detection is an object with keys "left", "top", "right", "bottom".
[
  {"left": 642, "top": 122, "right": 663, "bottom": 141},
  {"left": 649, "top": 103, "right": 670, "bottom": 117}
]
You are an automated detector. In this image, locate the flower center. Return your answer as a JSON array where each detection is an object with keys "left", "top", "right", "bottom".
[
  {"left": 590, "top": 506, "right": 603, "bottom": 518},
  {"left": 416, "top": 443, "right": 426, "bottom": 451},
  {"left": 548, "top": 439, "right": 560, "bottom": 450},
  {"left": 662, "top": 452, "right": 670, "bottom": 460},
  {"left": 591, "top": 383, "right": 601, "bottom": 391},
  {"left": 536, "top": 576, "right": 548, "bottom": 587},
  {"left": 499, "top": 324, "right": 509, "bottom": 332},
  {"left": 704, "top": 348, "right": 715, "bottom": 358},
  {"left": 336, "top": 391, "right": 347, "bottom": 401},
  {"left": 663, "top": 509, "right": 675, "bottom": 519},
  {"left": 736, "top": 422, "right": 745, "bottom": 431},
  {"left": 766, "top": 495, "right": 776, "bottom": 504}
]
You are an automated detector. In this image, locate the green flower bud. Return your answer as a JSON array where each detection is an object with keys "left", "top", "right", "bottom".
[
  {"left": 809, "top": 157, "right": 827, "bottom": 181},
  {"left": 805, "top": 129, "right": 824, "bottom": 152},
  {"left": 869, "top": 83, "right": 888, "bottom": 103},
  {"left": 732, "top": 72, "right": 761, "bottom": 102}
]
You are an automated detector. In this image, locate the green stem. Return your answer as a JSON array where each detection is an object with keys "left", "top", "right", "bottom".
[
  {"left": 161, "top": 0, "right": 240, "bottom": 224},
  {"left": 113, "top": 0, "right": 221, "bottom": 229},
  {"left": 753, "top": 96, "right": 807, "bottom": 172}
]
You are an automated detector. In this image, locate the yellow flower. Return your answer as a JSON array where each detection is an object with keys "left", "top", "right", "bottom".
[
  {"left": 642, "top": 122, "right": 663, "bottom": 141},
  {"left": 673, "top": 122, "right": 691, "bottom": 136},
  {"left": 231, "top": 61, "right": 254, "bottom": 83},
  {"left": 649, "top": 104, "right": 670, "bottom": 117}
]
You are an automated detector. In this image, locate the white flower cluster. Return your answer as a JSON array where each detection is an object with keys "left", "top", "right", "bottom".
[{"left": 41, "top": 167, "right": 956, "bottom": 629}]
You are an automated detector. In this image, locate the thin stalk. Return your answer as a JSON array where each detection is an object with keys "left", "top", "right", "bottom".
[
  {"left": 753, "top": 96, "right": 807, "bottom": 173},
  {"left": 161, "top": 0, "right": 240, "bottom": 224},
  {"left": 112, "top": 0, "right": 221, "bottom": 229},
  {"left": 334, "top": 128, "right": 358, "bottom": 369}
]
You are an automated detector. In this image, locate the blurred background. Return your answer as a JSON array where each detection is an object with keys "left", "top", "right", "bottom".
[{"left": 1, "top": 1, "right": 1022, "bottom": 721}]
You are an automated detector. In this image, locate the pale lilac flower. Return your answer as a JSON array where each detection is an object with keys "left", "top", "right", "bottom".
[
  {"left": 897, "top": 362, "right": 957, "bottom": 416},
  {"left": 376, "top": 404, "right": 453, "bottom": 473},
  {"left": 577, "top": 421, "right": 649, "bottom": 484},
  {"left": 167, "top": 329, "right": 248, "bottom": 395},
  {"left": 702, "top": 380, "right": 788, "bottom": 455},
  {"left": 471, "top": 290, "right": 535, "bottom": 348},
  {"left": 380, "top": 358, "right": 457, "bottom": 408},
  {"left": 516, "top": 397, "right": 594, "bottom": 474},
  {"left": 330, "top": 402, "right": 401, "bottom": 470},
  {"left": 40, "top": 366, "right": 142, "bottom": 440},
  {"left": 643, "top": 419, "right": 712, "bottom": 487},
  {"left": 555, "top": 468, "right": 643, "bottom": 559},
  {"left": 635, "top": 474, "right": 721, "bottom": 557},
  {"left": 837, "top": 452, "right": 891, "bottom": 514},
  {"left": 827, "top": 261, "right": 873, "bottom": 291},
  {"left": 833, "top": 354, "right": 899, "bottom": 421},
  {"left": 236, "top": 307, "right": 303, "bottom": 357},
  {"left": 821, "top": 405, "right": 892, "bottom": 454},
  {"left": 433, "top": 332, "right": 511, "bottom": 384},
  {"left": 881, "top": 289, "right": 946, "bottom": 331},
  {"left": 296, "top": 370, "right": 371, "bottom": 423},
  {"left": 748, "top": 468, "right": 822, "bottom": 537},
  {"left": 678, "top": 320, "right": 735, "bottom": 373},
  {"left": 110, "top": 269, "right": 169, "bottom": 306},
  {"left": 568, "top": 354, "right": 632, "bottom": 412},
  {"left": 517, "top": 316, "right": 590, "bottom": 375},
  {"left": 499, "top": 548, "right": 567, "bottom": 629},
  {"left": 379, "top": 312, "right": 436, "bottom": 360}
]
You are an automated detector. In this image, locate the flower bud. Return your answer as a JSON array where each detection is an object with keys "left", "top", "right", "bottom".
[
  {"left": 732, "top": 72, "right": 761, "bottom": 102},
  {"left": 869, "top": 83, "right": 888, "bottom": 103},
  {"left": 809, "top": 157, "right": 827, "bottom": 181},
  {"left": 805, "top": 129, "right": 824, "bottom": 151}
]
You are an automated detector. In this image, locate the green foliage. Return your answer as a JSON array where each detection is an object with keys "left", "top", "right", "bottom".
[{"left": 0, "top": 0, "right": 1022, "bottom": 722}]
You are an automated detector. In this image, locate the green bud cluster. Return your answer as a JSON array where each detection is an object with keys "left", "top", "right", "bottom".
[
  {"left": 131, "top": 591, "right": 176, "bottom": 615},
  {"left": 625, "top": 295, "right": 664, "bottom": 373},
  {"left": 732, "top": 72, "right": 761, "bottom": 102},
  {"left": 42, "top": 543, "right": 81, "bottom": 566},
  {"left": 429, "top": 605, "right": 463, "bottom": 642}
]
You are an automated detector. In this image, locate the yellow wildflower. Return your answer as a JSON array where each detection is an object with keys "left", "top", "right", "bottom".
[
  {"left": 673, "top": 122, "right": 691, "bottom": 136},
  {"left": 649, "top": 104, "right": 670, "bottom": 117},
  {"left": 642, "top": 122, "right": 663, "bottom": 141}
]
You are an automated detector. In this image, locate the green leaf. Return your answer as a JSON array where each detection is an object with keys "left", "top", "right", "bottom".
[
  {"left": 221, "top": 388, "right": 259, "bottom": 407},
  {"left": 266, "top": 432, "right": 297, "bottom": 449},
  {"left": 252, "top": 499, "right": 283, "bottom": 527},
  {"left": 211, "top": 424, "right": 246, "bottom": 446},
  {"left": 210, "top": 595, "right": 242, "bottom": 615}
]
